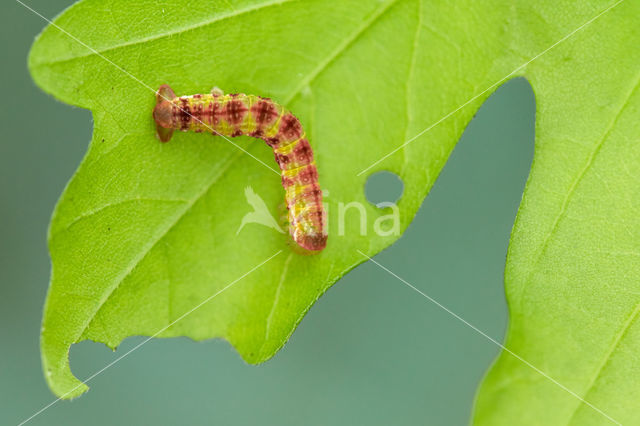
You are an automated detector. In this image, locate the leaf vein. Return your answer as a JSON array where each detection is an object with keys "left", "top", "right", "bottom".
[
  {"left": 264, "top": 252, "right": 293, "bottom": 342},
  {"left": 400, "top": 0, "right": 422, "bottom": 176},
  {"left": 54, "top": 197, "right": 190, "bottom": 238},
  {"left": 33, "top": 0, "right": 297, "bottom": 66},
  {"left": 526, "top": 70, "right": 640, "bottom": 421},
  {"left": 283, "top": 0, "right": 401, "bottom": 105},
  {"left": 566, "top": 303, "right": 640, "bottom": 424},
  {"left": 522, "top": 69, "right": 640, "bottom": 294},
  {"left": 75, "top": 148, "right": 246, "bottom": 343}
]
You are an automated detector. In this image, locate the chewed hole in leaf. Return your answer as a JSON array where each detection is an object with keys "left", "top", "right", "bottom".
[{"left": 365, "top": 171, "right": 404, "bottom": 207}]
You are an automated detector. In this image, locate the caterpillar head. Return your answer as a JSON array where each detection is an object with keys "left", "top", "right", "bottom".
[{"left": 153, "top": 84, "right": 176, "bottom": 142}]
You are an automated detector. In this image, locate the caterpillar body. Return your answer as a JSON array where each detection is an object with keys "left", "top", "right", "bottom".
[{"left": 153, "top": 84, "right": 327, "bottom": 252}]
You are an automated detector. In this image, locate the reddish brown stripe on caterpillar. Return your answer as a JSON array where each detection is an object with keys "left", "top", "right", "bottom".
[{"left": 153, "top": 84, "right": 327, "bottom": 252}]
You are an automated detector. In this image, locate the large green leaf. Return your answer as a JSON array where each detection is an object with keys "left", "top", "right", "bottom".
[{"left": 30, "top": 0, "right": 640, "bottom": 422}]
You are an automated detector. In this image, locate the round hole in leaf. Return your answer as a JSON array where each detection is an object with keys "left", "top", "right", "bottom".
[{"left": 365, "top": 171, "right": 404, "bottom": 207}]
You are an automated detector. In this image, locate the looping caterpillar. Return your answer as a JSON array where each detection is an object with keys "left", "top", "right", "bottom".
[{"left": 153, "top": 84, "right": 327, "bottom": 252}]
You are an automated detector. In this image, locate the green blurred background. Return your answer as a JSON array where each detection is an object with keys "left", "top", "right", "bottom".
[{"left": 1, "top": 1, "right": 535, "bottom": 424}]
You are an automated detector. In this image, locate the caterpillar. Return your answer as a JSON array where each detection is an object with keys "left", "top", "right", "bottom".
[{"left": 153, "top": 84, "right": 327, "bottom": 252}]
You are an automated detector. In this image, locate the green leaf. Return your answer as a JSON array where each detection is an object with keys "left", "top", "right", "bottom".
[{"left": 29, "top": 0, "right": 640, "bottom": 422}]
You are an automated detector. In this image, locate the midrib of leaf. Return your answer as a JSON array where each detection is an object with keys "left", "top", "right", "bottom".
[
  {"left": 79, "top": 0, "right": 403, "bottom": 342},
  {"left": 76, "top": 147, "right": 245, "bottom": 340},
  {"left": 32, "top": 0, "right": 297, "bottom": 67}
]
